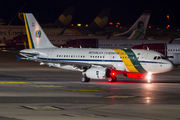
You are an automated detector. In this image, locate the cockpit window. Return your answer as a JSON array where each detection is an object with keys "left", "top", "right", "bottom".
[
  {"left": 154, "top": 56, "right": 166, "bottom": 60},
  {"left": 157, "top": 56, "right": 161, "bottom": 60},
  {"left": 167, "top": 56, "right": 174, "bottom": 58},
  {"left": 161, "top": 56, "right": 167, "bottom": 59}
]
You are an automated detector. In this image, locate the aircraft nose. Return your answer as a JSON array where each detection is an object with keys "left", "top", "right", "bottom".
[{"left": 165, "top": 61, "right": 174, "bottom": 72}]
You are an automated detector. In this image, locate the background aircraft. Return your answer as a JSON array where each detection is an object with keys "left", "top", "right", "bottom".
[
  {"left": 0, "top": 7, "right": 113, "bottom": 44},
  {"left": 0, "top": 6, "right": 77, "bottom": 43},
  {"left": 60, "top": 38, "right": 180, "bottom": 48},
  {"left": 4, "top": 10, "right": 151, "bottom": 49},
  {"left": 18, "top": 6, "right": 75, "bottom": 28}
]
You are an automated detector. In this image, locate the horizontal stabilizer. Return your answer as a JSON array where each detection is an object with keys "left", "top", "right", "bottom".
[{"left": 16, "top": 55, "right": 21, "bottom": 61}]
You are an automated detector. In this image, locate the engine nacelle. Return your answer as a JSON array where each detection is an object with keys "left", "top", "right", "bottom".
[
  {"left": 85, "top": 67, "right": 111, "bottom": 79},
  {"left": 167, "top": 53, "right": 180, "bottom": 65},
  {"left": 123, "top": 73, "right": 146, "bottom": 79}
]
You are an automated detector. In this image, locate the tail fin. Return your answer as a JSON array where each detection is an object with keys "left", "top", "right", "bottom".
[
  {"left": 88, "top": 8, "right": 111, "bottom": 31},
  {"left": 23, "top": 13, "right": 57, "bottom": 49},
  {"left": 114, "top": 10, "right": 151, "bottom": 39},
  {"left": 52, "top": 6, "right": 74, "bottom": 27}
]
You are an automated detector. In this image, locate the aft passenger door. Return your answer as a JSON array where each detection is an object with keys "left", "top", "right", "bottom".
[{"left": 47, "top": 50, "right": 53, "bottom": 60}]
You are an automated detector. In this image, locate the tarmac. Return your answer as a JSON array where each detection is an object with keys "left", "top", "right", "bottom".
[{"left": 0, "top": 51, "right": 180, "bottom": 120}]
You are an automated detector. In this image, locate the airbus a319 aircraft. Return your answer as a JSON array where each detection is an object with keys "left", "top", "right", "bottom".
[{"left": 17, "top": 13, "right": 173, "bottom": 83}]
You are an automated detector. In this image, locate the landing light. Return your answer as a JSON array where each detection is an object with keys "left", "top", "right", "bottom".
[
  {"left": 146, "top": 72, "right": 152, "bottom": 83},
  {"left": 146, "top": 76, "right": 151, "bottom": 80},
  {"left": 148, "top": 72, "right": 152, "bottom": 76}
]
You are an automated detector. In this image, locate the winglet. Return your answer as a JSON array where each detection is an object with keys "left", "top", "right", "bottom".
[{"left": 16, "top": 55, "right": 21, "bottom": 62}]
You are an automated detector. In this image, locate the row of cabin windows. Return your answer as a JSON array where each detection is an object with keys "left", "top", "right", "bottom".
[
  {"left": 90, "top": 56, "right": 105, "bottom": 58},
  {"left": 56, "top": 55, "right": 140, "bottom": 59},
  {"left": 99, "top": 44, "right": 134, "bottom": 47},
  {"left": 155, "top": 49, "right": 180, "bottom": 52},
  {"left": 57, "top": 55, "right": 85, "bottom": 58},
  {"left": 50, "top": 40, "right": 68, "bottom": 42},
  {"left": 168, "top": 49, "right": 180, "bottom": 51},
  {"left": 57, "top": 55, "right": 105, "bottom": 58}
]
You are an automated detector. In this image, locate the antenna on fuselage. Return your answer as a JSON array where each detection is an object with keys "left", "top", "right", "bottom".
[{"left": 147, "top": 47, "right": 149, "bottom": 50}]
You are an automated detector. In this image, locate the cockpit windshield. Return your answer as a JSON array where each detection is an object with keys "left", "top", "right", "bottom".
[
  {"left": 161, "top": 56, "right": 167, "bottom": 59},
  {"left": 153, "top": 56, "right": 167, "bottom": 60}
]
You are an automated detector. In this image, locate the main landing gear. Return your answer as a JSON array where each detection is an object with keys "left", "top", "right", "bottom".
[
  {"left": 108, "top": 76, "right": 117, "bottom": 82},
  {"left": 81, "top": 75, "right": 90, "bottom": 82},
  {"left": 81, "top": 76, "right": 117, "bottom": 82}
]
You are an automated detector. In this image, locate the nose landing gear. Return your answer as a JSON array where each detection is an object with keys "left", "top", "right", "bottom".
[{"left": 146, "top": 72, "right": 152, "bottom": 83}]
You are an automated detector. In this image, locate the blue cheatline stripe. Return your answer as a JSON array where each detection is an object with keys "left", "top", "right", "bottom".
[
  {"left": 36, "top": 57, "right": 167, "bottom": 64},
  {"left": 139, "top": 61, "right": 167, "bottom": 64}
]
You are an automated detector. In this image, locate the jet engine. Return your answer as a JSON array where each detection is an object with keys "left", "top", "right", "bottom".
[{"left": 84, "top": 67, "right": 111, "bottom": 79}]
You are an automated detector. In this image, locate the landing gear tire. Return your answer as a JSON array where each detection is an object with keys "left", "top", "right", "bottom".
[
  {"left": 81, "top": 76, "right": 90, "bottom": 82},
  {"left": 108, "top": 77, "right": 117, "bottom": 82}
]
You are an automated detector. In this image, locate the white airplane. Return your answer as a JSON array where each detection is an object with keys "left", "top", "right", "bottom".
[{"left": 17, "top": 13, "right": 173, "bottom": 83}]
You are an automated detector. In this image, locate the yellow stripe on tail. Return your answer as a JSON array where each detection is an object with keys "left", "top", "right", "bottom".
[{"left": 23, "top": 13, "right": 33, "bottom": 49}]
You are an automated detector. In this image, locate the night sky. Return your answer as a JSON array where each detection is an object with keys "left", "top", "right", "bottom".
[{"left": 0, "top": 0, "right": 180, "bottom": 28}]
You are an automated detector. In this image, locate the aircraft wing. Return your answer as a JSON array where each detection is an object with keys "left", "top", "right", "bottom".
[
  {"left": 2, "top": 50, "right": 39, "bottom": 56},
  {"left": 40, "top": 59, "right": 114, "bottom": 69}
]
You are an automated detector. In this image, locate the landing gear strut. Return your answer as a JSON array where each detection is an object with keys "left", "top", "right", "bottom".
[
  {"left": 146, "top": 72, "right": 152, "bottom": 83},
  {"left": 108, "top": 76, "right": 117, "bottom": 82},
  {"left": 81, "top": 75, "right": 90, "bottom": 82}
]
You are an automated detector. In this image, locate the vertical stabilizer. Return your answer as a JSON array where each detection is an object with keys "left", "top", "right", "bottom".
[
  {"left": 23, "top": 13, "right": 57, "bottom": 49},
  {"left": 88, "top": 8, "right": 111, "bottom": 31},
  {"left": 52, "top": 6, "right": 74, "bottom": 27},
  {"left": 114, "top": 10, "right": 151, "bottom": 39}
]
